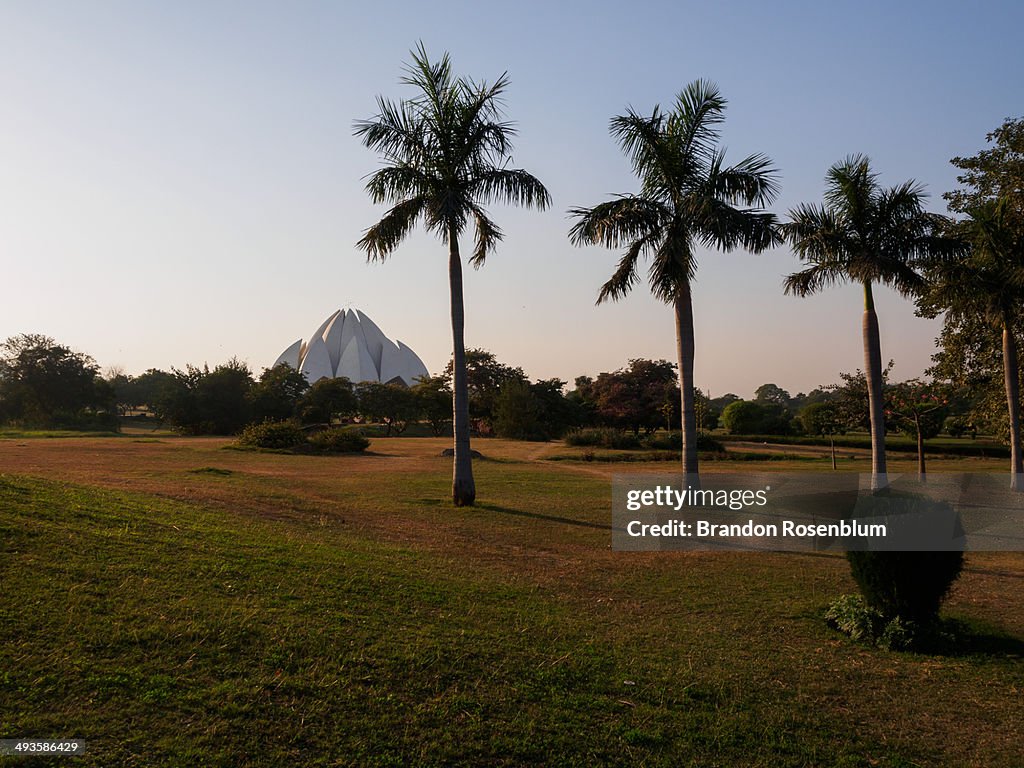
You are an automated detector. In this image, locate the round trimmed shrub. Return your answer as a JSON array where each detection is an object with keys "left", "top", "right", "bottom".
[
  {"left": 846, "top": 549, "right": 963, "bottom": 624},
  {"left": 237, "top": 420, "right": 305, "bottom": 449}
]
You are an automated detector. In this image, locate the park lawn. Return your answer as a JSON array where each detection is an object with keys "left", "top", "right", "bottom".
[{"left": 1, "top": 437, "right": 1022, "bottom": 767}]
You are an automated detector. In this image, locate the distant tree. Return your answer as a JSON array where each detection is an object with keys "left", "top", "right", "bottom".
[
  {"left": 358, "top": 382, "right": 418, "bottom": 436},
  {"left": 800, "top": 401, "right": 845, "bottom": 469},
  {"left": 886, "top": 379, "right": 950, "bottom": 479},
  {"left": 828, "top": 364, "right": 894, "bottom": 433},
  {"left": 754, "top": 383, "right": 791, "bottom": 406},
  {"left": 356, "top": 44, "right": 550, "bottom": 506},
  {"left": 493, "top": 379, "right": 541, "bottom": 441},
  {"left": 411, "top": 375, "right": 452, "bottom": 436},
  {"left": 720, "top": 400, "right": 765, "bottom": 435},
  {"left": 785, "top": 155, "right": 956, "bottom": 489},
  {"left": 249, "top": 364, "right": 309, "bottom": 423},
  {"left": 442, "top": 349, "right": 528, "bottom": 435},
  {"left": 298, "top": 377, "right": 358, "bottom": 425},
  {"left": 578, "top": 359, "right": 679, "bottom": 435},
  {"left": 157, "top": 360, "right": 254, "bottom": 435},
  {"left": 132, "top": 369, "right": 180, "bottom": 420},
  {"left": 0, "top": 334, "right": 114, "bottom": 428},
  {"left": 569, "top": 80, "right": 780, "bottom": 480}
]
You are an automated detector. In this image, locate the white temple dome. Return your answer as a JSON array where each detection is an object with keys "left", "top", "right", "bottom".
[{"left": 274, "top": 308, "right": 429, "bottom": 387}]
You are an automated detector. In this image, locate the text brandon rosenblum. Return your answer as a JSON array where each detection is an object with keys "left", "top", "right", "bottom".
[{"left": 625, "top": 518, "right": 888, "bottom": 539}]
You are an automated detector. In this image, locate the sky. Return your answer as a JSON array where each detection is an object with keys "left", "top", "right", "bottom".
[{"left": 2, "top": 0, "right": 1022, "bottom": 398}]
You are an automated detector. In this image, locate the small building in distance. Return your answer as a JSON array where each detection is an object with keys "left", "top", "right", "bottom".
[{"left": 274, "top": 308, "right": 429, "bottom": 386}]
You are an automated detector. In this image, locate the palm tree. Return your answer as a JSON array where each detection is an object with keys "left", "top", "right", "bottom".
[
  {"left": 355, "top": 44, "right": 550, "bottom": 506},
  {"left": 568, "top": 80, "right": 780, "bottom": 479},
  {"left": 921, "top": 198, "right": 1024, "bottom": 489},
  {"left": 784, "top": 155, "right": 954, "bottom": 490}
]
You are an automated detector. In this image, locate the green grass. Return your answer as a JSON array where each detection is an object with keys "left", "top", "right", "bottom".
[{"left": 1, "top": 439, "right": 1023, "bottom": 766}]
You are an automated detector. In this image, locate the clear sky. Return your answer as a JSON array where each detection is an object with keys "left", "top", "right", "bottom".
[{"left": 2, "top": 1, "right": 1022, "bottom": 398}]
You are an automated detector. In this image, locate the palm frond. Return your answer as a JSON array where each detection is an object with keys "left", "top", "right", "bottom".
[
  {"left": 672, "top": 79, "right": 726, "bottom": 163},
  {"left": 596, "top": 236, "right": 651, "bottom": 304},
  {"left": 713, "top": 152, "right": 781, "bottom": 207},
  {"left": 356, "top": 197, "right": 427, "bottom": 262},
  {"left": 568, "top": 196, "right": 665, "bottom": 248},
  {"left": 783, "top": 262, "right": 847, "bottom": 297},
  {"left": 470, "top": 168, "right": 551, "bottom": 210},
  {"left": 363, "top": 164, "right": 433, "bottom": 205},
  {"left": 467, "top": 203, "right": 503, "bottom": 268}
]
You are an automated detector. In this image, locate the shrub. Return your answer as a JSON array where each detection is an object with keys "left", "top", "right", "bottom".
[
  {"left": 846, "top": 549, "right": 963, "bottom": 625},
  {"left": 237, "top": 420, "right": 305, "bottom": 450},
  {"left": 824, "top": 594, "right": 924, "bottom": 651},
  {"left": 564, "top": 427, "right": 641, "bottom": 449},
  {"left": 307, "top": 427, "right": 370, "bottom": 453},
  {"left": 642, "top": 431, "right": 724, "bottom": 452}
]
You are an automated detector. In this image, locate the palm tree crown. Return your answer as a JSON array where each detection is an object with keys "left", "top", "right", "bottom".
[
  {"left": 355, "top": 43, "right": 550, "bottom": 265},
  {"left": 355, "top": 44, "right": 550, "bottom": 506},
  {"left": 568, "top": 80, "right": 780, "bottom": 478},
  {"left": 569, "top": 80, "right": 779, "bottom": 304},
  {"left": 784, "top": 155, "right": 948, "bottom": 300}
]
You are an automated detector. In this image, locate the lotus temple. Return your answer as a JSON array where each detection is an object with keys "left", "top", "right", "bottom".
[{"left": 273, "top": 308, "right": 429, "bottom": 387}]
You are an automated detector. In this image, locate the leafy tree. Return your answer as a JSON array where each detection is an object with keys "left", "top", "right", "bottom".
[
  {"left": 249, "top": 364, "right": 309, "bottom": 423},
  {"left": 356, "top": 44, "right": 550, "bottom": 506},
  {"left": 569, "top": 81, "right": 780, "bottom": 479},
  {"left": 411, "top": 375, "right": 452, "bottom": 436},
  {"left": 442, "top": 349, "right": 528, "bottom": 435},
  {"left": 157, "top": 360, "right": 254, "bottom": 435},
  {"left": 0, "top": 334, "right": 115, "bottom": 428},
  {"left": 574, "top": 359, "right": 679, "bottom": 435},
  {"left": 800, "top": 401, "right": 844, "bottom": 469},
  {"left": 945, "top": 117, "right": 1024, "bottom": 214},
  {"left": 298, "top": 377, "right": 358, "bottom": 425},
  {"left": 720, "top": 400, "right": 765, "bottom": 434},
  {"left": 492, "top": 379, "right": 541, "bottom": 441},
  {"left": 921, "top": 118, "right": 1024, "bottom": 489},
  {"left": 785, "top": 155, "right": 955, "bottom": 489},
  {"left": 754, "top": 383, "right": 791, "bottom": 407},
  {"left": 357, "top": 382, "right": 419, "bottom": 436}
]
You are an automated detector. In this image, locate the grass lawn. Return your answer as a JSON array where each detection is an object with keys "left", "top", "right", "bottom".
[{"left": 1, "top": 437, "right": 1022, "bottom": 766}]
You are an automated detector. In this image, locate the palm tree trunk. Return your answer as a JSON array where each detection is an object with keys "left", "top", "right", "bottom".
[
  {"left": 674, "top": 283, "right": 699, "bottom": 482},
  {"left": 1001, "top": 316, "right": 1023, "bottom": 491},
  {"left": 862, "top": 281, "right": 887, "bottom": 491},
  {"left": 448, "top": 226, "right": 476, "bottom": 506}
]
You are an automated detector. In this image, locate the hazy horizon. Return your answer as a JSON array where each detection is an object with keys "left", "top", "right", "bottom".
[{"left": 3, "top": 1, "right": 1022, "bottom": 399}]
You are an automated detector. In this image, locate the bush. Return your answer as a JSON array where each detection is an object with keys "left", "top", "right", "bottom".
[
  {"left": 306, "top": 427, "right": 370, "bottom": 454},
  {"left": 846, "top": 549, "right": 964, "bottom": 625},
  {"left": 564, "top": 428, "right": 641, "bottom": 449},
  {"left": 642, "top": 431, "right": 724, "bottom": 452},
  {"left": 824, "top": 594, "right": 924, "bottom": 651},
  {"left": 237, "top": 420, "right": 305, "bottom": 450}
]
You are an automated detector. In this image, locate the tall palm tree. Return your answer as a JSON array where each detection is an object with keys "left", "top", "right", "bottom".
[
  {"left": 355, "top": 44, "right": 550, "bottom": 506},
  {"left": 784, "top": 155, "right": 953, "bottom": 490},
  {"left": 568, "top": 80, "right": 780, "bottom": 479},
  {"left": 921, "top": 198, "right": 1024, "bottom": 489}
]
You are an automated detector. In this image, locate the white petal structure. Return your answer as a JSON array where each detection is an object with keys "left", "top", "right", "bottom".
[{"left": 276, "top": 309, "right": 430, "bottom": 386}]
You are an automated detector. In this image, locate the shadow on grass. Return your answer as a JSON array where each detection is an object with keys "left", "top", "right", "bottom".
[
  {"left": 475, "top": 501, "right": 614, "bottom": 531},
  {"left": 927, "top": 618, "right": 1024, "bottom": 658}
]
